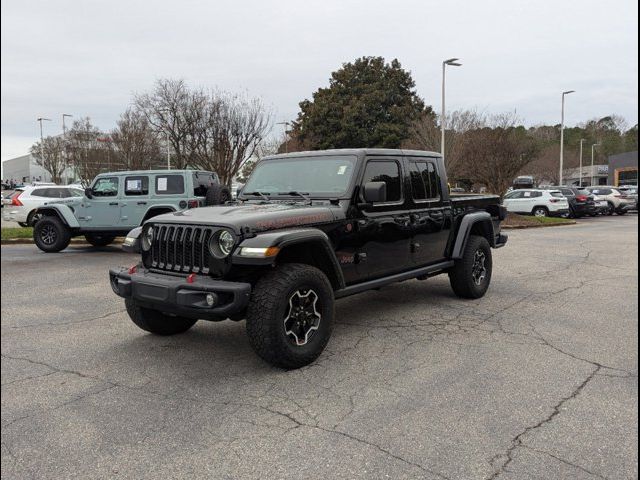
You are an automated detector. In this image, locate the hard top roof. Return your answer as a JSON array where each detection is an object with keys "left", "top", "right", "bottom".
[{"left": 263, "top": 148, "right": 442, "bottom": 161}]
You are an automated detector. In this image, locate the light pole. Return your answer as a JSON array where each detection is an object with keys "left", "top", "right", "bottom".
[
  {"left": 591, "top": 143, "right": 600, "bottom": 186},
  {"left": 441, "top": 58, "right": 462, "bottom": 159},
  {"left": 62, "top": 114, "right": 73, "bottom": 183},
  {"left": 276, "top": 121, "right": 291, "bottom": 153},
  {"left": 559, "top": 90, "right": 575, "bottom": 185},
  {"left": 578, "top": 138, "right": 585, "bottom": 187},
  {"left": 166, "top": 131, "right": 171, "bottom": 170},
  {"left": 36, "top": 118, "right": 51, "bottom": 180}
]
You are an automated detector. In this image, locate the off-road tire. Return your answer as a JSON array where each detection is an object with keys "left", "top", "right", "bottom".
[
  {"left": 33, "top": 216, "right": 71, "bottom": 253},
  {"left": 125, "top": 298, "right": 197, "bottom": 335},
  {"left": 84, "top": 234, "right": 116, "bottom": 247},
  {"left": 449, "top": 235, "right": 493, "bottom": 299},
  {"left": 246, "top": 263, "right": 334, "bottom": 369},
  {"left": 205, "top": 184, "right": 232, "bottom": 206}
]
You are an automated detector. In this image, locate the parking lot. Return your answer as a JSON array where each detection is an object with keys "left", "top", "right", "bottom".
[{"left": 1, "top": 216, "right": 637, "bottom": 479}]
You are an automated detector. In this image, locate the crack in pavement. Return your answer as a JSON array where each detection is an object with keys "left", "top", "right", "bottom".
[
  {"left": 487, "top": 365, "right": 601, "bottom": 480},
  {"left": 520, "top": 445, "right": 608, "bottom": 479},
  {"left": 6, "top": 309, "right": 126, "bottom": 329}
]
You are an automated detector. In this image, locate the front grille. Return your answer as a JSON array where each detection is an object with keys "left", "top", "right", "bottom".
[{"left": 150, "top": 224, "right": 214, "bottom": 274}]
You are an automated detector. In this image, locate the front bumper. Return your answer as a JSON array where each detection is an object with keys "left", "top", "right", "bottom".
[{"left": 109, "top": 268, "right": 251, "bottom": 320}]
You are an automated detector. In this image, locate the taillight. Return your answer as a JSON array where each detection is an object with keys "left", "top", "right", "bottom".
[
  {"left": 11, "top": 192, "right": 23, "bottom": 206},
  {"left": 187, "top": 199, "right": 199, "bottom": 209},
  {"left": 576, "top": 195, "right": 588, "bottom": 202},
  {"left": 550, "top": 198, "right": 560, "bottom": 203}
]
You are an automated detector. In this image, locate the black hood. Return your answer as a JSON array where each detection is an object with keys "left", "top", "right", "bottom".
[{"left": 149, "top": 202, "right": 343, "bottom": 234}]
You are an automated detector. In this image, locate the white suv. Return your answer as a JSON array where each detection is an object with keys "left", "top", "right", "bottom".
[
  {"left": 3, "top": 185, "right": 83, "bottom": 226},
  {"left": 502, "top": 189, "right": 570, "bottom": 217},
  {"left": 586, "top": 186, "right": 635, "bottom": 215}
]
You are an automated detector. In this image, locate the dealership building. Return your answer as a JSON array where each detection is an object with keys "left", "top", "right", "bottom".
[
  {"left": 608, "top": 151, "right": 638, "bottom": 186},
  {"left": 2, "top": 154, "right": 75, "bottom": 185}
]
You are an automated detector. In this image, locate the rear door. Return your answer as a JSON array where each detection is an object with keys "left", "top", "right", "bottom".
[
  {"left": 355, "top": 157, "right": 412, "bottom": 280},
  {"left": 407, "top": 158, "right": 451, "bottom": 265},
  {"left": 119, "top": 175, "right": 150, "bottom": 227}
]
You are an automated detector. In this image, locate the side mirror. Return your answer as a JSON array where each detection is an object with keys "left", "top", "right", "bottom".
[
  {"left": 84, "top": 187, "right": 93, "bottom": 199},
  {"left": 363, "top": 181, "right": 387, "bottom": 204}
]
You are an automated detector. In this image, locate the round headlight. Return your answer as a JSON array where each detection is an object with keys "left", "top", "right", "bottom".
[
  {"left": 218, "top": 230, "right": 235, "bottom": 256},
  {"left": 141, "top": 226, "right": 153, "bottom": 251}
]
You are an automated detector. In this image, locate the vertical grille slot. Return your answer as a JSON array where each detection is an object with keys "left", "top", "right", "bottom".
[{"left": 150, "top": 224, "right": 213, "bottom": 274}]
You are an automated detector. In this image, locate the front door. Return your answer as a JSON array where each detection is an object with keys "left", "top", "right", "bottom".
[
  {"left": 75, "top": 176, "right": 122, "bottom": 227},
  {"left": 407, "top": 158, "right": 451, "bottom": 265},
  {"left": 353, "top": 158, "right": 412, "bottom": 280}
]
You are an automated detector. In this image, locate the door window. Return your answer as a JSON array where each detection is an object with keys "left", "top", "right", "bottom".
[
  {"left": 155, "top": 175, "right": 184, "bottom": 195},
  {"left": 124, "top": 176, "right": 149, "bottom": 196},
  {"left": 409, "top": 161, "right": 440, "bottom": 201},
  {"left": 362, "top": 161, "right": 402, "bottom": 203},
  {"left": 92, "top": 177, "right": 119, "bottom": 197}
]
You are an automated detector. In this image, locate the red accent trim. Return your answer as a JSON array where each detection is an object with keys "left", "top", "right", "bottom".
[{"left": 186, "top": 273, "right": 196, "bottom": 283}]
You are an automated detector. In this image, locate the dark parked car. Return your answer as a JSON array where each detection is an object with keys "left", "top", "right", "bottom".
[
  {"left": 110, "top": 149, "right": 508, "bottom": 369},
  {"left": 542, "top": 186, "right": 597, "bottom": 218}
]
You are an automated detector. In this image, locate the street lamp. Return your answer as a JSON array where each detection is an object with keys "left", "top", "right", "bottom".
[
  {"left": 559, "top": 90, "right": 575, "bottom": 185},
  {"left": 578, "top": 138, "right": 585, "bottom": 187},
  {"left": 62, "top": 114, "right": 73, "bottom": 183},
  {"left": 441, "top": 58, "right": 462, "bottom": 159},
  {"left": 62, "top": 113, "right": 73, "bottom": 135},
  {"left": 276, "top": 121, "right": 291, "bottom": 153},
  {"left": 36, "top": 118, "right": 51, "bottom": 178},
  {"left": 591, "top": 143, "right": 601, "bottom": 186}
]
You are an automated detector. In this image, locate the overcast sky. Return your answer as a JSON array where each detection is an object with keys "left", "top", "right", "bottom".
[{"left": 1, "top": 0, "right": 638, "bottom": 162}]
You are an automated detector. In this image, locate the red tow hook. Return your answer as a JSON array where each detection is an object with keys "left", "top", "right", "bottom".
[
  {"left": 128, "top": 265, "right": 138, "bottom": 275},
  {"left": 186, "top": 273, "right": 196, "bottom": 284}
]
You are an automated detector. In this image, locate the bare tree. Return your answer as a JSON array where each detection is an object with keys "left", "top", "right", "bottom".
[
  {"left": 404, "top": 109, "right": 484, "bottom": 180},
  {"left": 111, "top": 109, "right": 162, "bottom": 170},
  {"left": 30, "top": 136, "right": 68, "bottom": 184},
  {"left": 192, "top": 91, "right": 271, "bottom": 186},
  {"left": 66, "top": 117, "right": 115, "bottom": 185},
  {"left": 134, "top": 79, "right": 208, "bottom": 169},
  {"left": 457, "top": 112, "right": 538, "bottom": 196}
]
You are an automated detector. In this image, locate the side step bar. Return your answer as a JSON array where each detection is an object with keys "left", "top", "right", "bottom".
[{"left": 335, "top": 260, "right": 454, "bottom": 299}]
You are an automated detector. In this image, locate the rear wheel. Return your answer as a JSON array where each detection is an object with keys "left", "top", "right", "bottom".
[
  {"left": 607, "top": 202, "right": 615, "bottom": 215},
  {"left": 616, "top": 209, "right": 627, "bottom": 216},
  {"left": 449, "top": 235, "right": 493, "bottom": 299},
  {"left": 532, "top": 206, "right": 548, "bottom": 217},
  {"left": 125, "top": 298, "right": 197, "bottom": 335},
  {"left": 84, "top": 234, "right": 116, "bottom": 247},
  {"left": 27, "top": 210, "right": 44, "bottom": 226},
  {"left": 33, "top": 216, "right": 71, "bottom": 253}
]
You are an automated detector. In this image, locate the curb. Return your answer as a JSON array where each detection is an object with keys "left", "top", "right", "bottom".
[
  {"left": 1, "top": 238, "right": 124, "bottom": 246},
  {"left": 502, "top": 221, "right": 577, "bottom": 230}
]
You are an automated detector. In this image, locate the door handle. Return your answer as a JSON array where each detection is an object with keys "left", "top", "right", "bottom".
[
  {"left": 109, "top": 202, "right": 119, "bottom": 206},
  {"left": 137, "top": 201, "right": 147, "bottom": 205}
]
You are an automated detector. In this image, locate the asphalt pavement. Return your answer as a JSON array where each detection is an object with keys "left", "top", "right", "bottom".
[{"left": 1, "top": 216, "right": 638, "bottom": 479}]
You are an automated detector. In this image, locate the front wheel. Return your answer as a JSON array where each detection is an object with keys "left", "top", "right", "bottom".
[
  {"left": 246, "top": 263, "right": 334, "bottom": 369},
  {"left": 33, "top": 216, "right": 71, "bottom": 253},
  {"left": 85, "top": 234, "right": 116, "bottom": 247},
  {"left": 449, "top": 235, "right": 493, "bottom": 299},
  {"left": 125, "top": 298, "right": 197, "bottom": 335}
]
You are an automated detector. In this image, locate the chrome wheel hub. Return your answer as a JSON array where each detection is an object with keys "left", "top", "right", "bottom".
[
  {"left": 471, "top": 250, "right": 487, "bottom": 286},
  {"left": 284, "top": 289, "right": 321, "bottom": 346}
]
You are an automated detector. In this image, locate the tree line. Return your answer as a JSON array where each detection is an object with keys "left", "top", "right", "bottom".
[
  {"left": 30, "top": 79, "right": 272, "bottom": 186},
  {"left": 31, "top": 57, "right": 637, "bottom": 194}
]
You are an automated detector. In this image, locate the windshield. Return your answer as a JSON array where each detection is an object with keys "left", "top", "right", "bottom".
[{"left": 242, "top": 155, "right": 357, "bottom": 198}]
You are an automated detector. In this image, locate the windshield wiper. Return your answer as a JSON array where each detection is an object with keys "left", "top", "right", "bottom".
[
  {"left": 279, "top": 191, "right": 311, "bottom": 202},
  {"left": 243, "top": 191, "right": 270, "bottom": 201}
]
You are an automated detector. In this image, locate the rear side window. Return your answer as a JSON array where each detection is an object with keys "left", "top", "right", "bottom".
[
  {"left": 362, "top": 161, "right": 402, "bottom": 202},
  {"left": 561, "top": 188, "right": 574, "bottom": 196},
  {"left": 125, "top": 176, "right": 149, "bottom": 196},
  {"left": 409, "top": 161, "right": 440, "bottom": 201},
  {"left": 30, "top": 188, "right": 48, "bottom": 197},
  {"left": 592, "top": 188, "right": 612, "bottom": 195},
  {"left": 92, "top": 177, "right": 119, "bottom": 197},
  {"left": 155, "top": 175, "right": 184, "bottom": 195}
]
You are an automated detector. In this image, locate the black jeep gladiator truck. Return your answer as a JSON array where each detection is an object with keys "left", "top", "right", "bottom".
[{"left": 110, "top": 149, "right": 508, "bottom": 368}]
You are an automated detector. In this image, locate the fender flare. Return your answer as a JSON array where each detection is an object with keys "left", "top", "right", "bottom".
[
  {"left": 451, "top": 211, "right": 495, "bottom": 259},
  {"left": 233, "top": 228, "right": 345, "bottom": 289},
  {"left": 36, "top": 205, "right": 80, "bottom": 229}
]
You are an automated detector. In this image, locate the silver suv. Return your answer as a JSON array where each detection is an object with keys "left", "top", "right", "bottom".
[{"left": 586, "top": 186, "right": 635, "bottom": 215}]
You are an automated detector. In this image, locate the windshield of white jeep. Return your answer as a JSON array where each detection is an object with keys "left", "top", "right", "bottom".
[{"left": 242, "top": 155, "right": 357, "bottom": 198}]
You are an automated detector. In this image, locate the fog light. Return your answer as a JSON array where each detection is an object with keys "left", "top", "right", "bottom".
[{"left": 206, "top": 293, "right": 217, "bottom": 307}]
